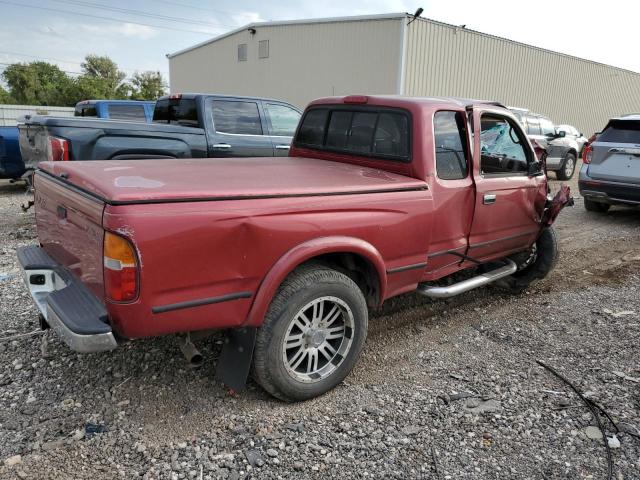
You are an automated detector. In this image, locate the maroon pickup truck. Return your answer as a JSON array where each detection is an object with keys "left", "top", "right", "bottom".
[{"left": 18, "top": 96, "right": 570, "bottom": 401}]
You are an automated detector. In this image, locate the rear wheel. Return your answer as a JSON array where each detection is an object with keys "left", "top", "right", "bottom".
[
  {"left": 556, "top": 152, "right": 576, "bottom": 180},
  {"left": 584, "top": 198, "right": 610, "bottom": 213},
  {"left": 495, "top": 227, "right": 558, "bottom": 293},
  {"left": 253, "top": 265, "right": 368, "bottom": 402}
]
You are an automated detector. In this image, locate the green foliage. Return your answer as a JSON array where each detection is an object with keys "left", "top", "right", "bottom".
[
  {"left": 76, "top": 55, "right": 128, "bottom": 100},
  {"left": 130, "top": 71, "right": 166, "bottom": 100},
  {"left": 0, "top": 85, "right": 13, "bottom": 104},
  {"left": 1, "top": 55, "right": 167, "bottom": 106},
  {"left": 2, "top": 62, "right": 74, "bottom": 106}
]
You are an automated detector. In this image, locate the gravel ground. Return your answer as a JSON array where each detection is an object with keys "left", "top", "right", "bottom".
[{"left": 0, "top": 168, "right": 639, "bottom": 479}]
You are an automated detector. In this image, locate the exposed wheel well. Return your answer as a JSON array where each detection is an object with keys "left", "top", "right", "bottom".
[{"left": 298, "top": 253, "right": 381, "bottom": 307}]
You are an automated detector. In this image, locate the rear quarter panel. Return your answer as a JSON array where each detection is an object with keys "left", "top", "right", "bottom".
[{"left": 103, "top": 190, "right": 433, "bottom": 338}]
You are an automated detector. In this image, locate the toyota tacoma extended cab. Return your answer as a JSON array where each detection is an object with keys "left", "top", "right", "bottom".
[
  {"left": 18, "top": 93, "right": 301, "bottom": 170},
  {"left": 18, "top": 96, "right": 570, "bottom": 401}
]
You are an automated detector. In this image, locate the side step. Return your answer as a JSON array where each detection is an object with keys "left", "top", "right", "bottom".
[{"left": 417, "top": 259, "right": 517, "bottom": 299}]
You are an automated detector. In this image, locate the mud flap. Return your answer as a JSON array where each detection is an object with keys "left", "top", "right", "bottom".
[
  {"left": 541, "top": 184, "right": 573, "bottom": 227},
  {"left": 214, "top": 327, "right": 257, "bottom": 392}
]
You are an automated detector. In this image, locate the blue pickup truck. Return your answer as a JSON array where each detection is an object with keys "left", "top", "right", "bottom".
[
  {"left": 74, "top": 99, "right": 155, "bottom": 122},
  {"left": 0, "top": 126, "right": 23, "bottom": 179}
]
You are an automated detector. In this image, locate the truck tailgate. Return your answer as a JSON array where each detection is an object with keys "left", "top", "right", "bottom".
[
  {"left": 18, "top": 123, "right": 49, "bottom": 170},
  {"left": 34, "top": 172, "right": 106, "bottom": 300}
]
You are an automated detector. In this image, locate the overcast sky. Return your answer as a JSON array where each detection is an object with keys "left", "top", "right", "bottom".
[{"left": 0, "top": 0, "right": 638, "bottom": 85}]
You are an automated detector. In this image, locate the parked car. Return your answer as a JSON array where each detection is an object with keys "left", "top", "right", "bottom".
[
  {"left": 18, "top": 94, "right": 302, "bottom": 171},
  {"left": 0, "top": 126, "right": 25, "bottom": 179},
  {"left": 579, "top": 114, "right": 640, "bottom": 212},
  {"left": 17, "top": 95, "right": 570, "bottom": 401},
  {"left": 509, "top": 108, "right": 579, "bottom": 180},
  {"left": 74, "top": 99, "right": 156, "bottom": 123},
  {"left": 557, "top": 124, "right": 588, "bottom": 154}
]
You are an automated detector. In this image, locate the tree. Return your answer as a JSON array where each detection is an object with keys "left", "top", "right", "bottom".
[
  {"left": 2, "top": 62, "right": 74, "bottom": 105},
  {"left": 130, "top": 71, "right": 166, "bottom": 100},
  {"left": 0, "top": 85, "right": 13, "bottom": 104},
  {"left": 75, "top": 55, "right": 127, "bottom": 100}
]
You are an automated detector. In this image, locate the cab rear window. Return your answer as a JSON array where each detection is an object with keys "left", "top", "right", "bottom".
[
  {"left": 598, "top": 120, "right": 640, "bottom": 143},
  {"left": 294, "top": 107, "right": 410, "bottom": 161}
]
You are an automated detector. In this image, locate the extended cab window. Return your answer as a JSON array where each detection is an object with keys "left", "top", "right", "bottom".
[
  {"left": 108, "top": 104, "right": 146, "bottom": 121},
  {"left": 295, "top": 107, "right": 410, "bottom": 161},
  {"left": 213, "top": 101, "right": 263, "bottom": 135},
  {"left": 480, "top": 115, "right": 529, "bottom": 175},
  {"left": 434, "top": 111, "right": 468, "bottom": 180},
  {"left": 264, "top": 103, "right": 301, "bottom": 136}
]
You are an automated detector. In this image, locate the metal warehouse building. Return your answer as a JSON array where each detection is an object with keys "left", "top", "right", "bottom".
[{"left": 168, "top": 13, "right": 640, "bottom": 135}]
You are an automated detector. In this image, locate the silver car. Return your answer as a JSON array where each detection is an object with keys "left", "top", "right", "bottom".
[
  {"left": 557, "top": 124, "right": 589, "bottom": 154},
  {"left": 579, "top": 114, "right": 640, "bottom": 212}
]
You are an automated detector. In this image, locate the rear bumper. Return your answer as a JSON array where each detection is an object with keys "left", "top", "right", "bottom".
[
  {"left": 579, "top": 167, "right": 640, "bottom": 205},
  {"left": 17, "top": 245, "right": 118, "bottom": 353}
]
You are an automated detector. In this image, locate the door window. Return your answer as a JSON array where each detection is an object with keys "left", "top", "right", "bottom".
[
  {"left": 433, "top": 111, "right": 468, "bottom": 180},
  {"left": 526, "top": 115, "right": 541, "bottom": 135},
  {"left": 539, "top": 117, "right": 555, "bottom": 136},
  {"left": 264, "top": 104, "right": 301, "bottom": 136},
  {"left": 480, "top": 115, "right": 530, "bottom": 175},
  {"left": 213, "top": 101, "right": 263, "bottom": 135}
]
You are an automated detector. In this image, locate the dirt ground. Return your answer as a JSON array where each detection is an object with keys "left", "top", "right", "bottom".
[{"left": 0, "top": 165, "right": 639, "bottom": 479}]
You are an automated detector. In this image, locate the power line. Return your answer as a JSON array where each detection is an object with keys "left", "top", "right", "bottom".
[
  {"left": 0, "top": 62, "right": 83, "bottom": 75},
  {"left": 49, "top": 0, "right": 237, "bottom": 28},
  {"left": 0, "top": 0, "right": 223, "bottom": 35},
  {"left": 151, "top": 0, "right": 258, "bottom": 18},
  {"left": 0, "top": 51, "right": 169, "bottom": 76}
]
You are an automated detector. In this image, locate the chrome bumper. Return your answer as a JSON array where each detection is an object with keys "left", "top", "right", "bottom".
[{"left": 18, "top": 246, "right": 118, "bottom": 353}]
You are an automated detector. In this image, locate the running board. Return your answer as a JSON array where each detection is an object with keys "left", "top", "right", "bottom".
[{"left": 417, "top": 259, "right": 517, "bottom": 299}]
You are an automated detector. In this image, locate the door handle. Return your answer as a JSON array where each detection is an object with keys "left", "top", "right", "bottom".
[
  {"left": 483, "top": 194, "right": 496, "bottom": 205},
  {"left": 212, "top": 143, "right": 231, "bottom": 149},
  {"left": 275, "top": 145, "right": 290, "bottom": 150}
]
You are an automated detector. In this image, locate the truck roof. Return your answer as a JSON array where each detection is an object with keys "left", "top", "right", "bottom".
[
  {"left": 76, "top": 99, "right": 155, "bottom": 105},
  {"left": 157, "top": 93, "right": 300, "bottom": 105},
  {"left": 308, "top": 95, "right": 505, "bottom": 111}
]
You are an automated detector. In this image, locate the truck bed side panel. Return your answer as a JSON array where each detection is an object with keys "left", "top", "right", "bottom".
[
  {"left": 34, "top": 173, "right": 105, "bottom": 300},
  {"left": 103, "top": 190, "right": 433, "bottom": 339}
]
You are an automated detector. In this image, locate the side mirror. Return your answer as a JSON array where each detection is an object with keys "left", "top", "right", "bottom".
[
  {"left": 528, "top": 161, "right": 543, "bottom": 176},
  {"left": 557, "top": 130, "right": 566, "bottom": 138}
]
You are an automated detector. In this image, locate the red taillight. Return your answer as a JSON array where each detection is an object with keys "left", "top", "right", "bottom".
[
  {"left": 583, "top": 144, "right": 593, "bottom": 164},
  {"left": 104, "top": 232, "right": 139, "bottom": 302},
  {"left": 48, "top": 136, "right": 69, "bottom": 161}
]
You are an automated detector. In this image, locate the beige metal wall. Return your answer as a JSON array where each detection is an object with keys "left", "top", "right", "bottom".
[
  {"left": 403, "top": 18, "right": 640, "bottom": 135},
  {"left": 169, "top": 18, "right": 403, "bottom": 109}
]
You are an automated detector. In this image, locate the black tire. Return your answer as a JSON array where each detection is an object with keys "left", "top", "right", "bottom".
[
  {"left": 556, "top": 152, "right": 576, "bottom": 180},
  {"left": 495, "top": 227, "right": 559, "bottom": 293},
  {"left": 584, "top": 198, "right": 610, "bottom": 213},
  {"left": 253, "top": 264, "right": 368, "bottom": 402}
]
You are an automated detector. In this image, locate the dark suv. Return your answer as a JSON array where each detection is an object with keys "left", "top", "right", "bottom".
[{"left": 509, "top": 108, "right": 579, "bottom": 180}]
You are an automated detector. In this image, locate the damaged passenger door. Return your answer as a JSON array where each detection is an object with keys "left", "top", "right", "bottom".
[{"left": 468, "top": 108, "right": 546, "bottom": 261}]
